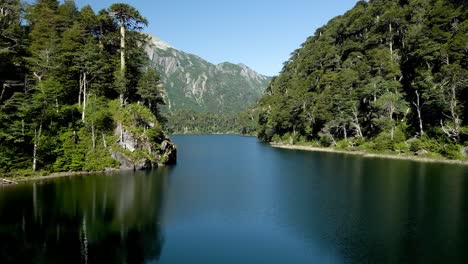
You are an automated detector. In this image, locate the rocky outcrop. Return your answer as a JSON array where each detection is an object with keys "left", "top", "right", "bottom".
[
  {"left": 160, "top": 140, "right": 177, "bottom": 165},
  {"left": 416, "top": 149, "right": 429, "bottom": 156},
  {"left": 112, "top": 122, "right": 176, "bottom": 171},
  {"left": 100, "top": 79, "right": 177, "bottom": 172},
  {"left": 462, "top": 146, "right": 468, "bottom": 157}
]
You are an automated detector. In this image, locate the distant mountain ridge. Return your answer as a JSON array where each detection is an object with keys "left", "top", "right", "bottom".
[{"left": 146, "top": 35, "right": 271, "bottom": 113}]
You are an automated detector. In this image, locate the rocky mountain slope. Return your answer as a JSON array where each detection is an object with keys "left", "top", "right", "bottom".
[{"left": 146, "top": 36, "right": 271, "bottom": 113}]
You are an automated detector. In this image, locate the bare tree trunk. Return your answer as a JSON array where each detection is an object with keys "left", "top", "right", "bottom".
[
  {"left": 412, "top": 91, "right": 424, "bottom": 136},
  {"left": 79, "top": 73, "right": 83, "bottom": 106},
  {"left": 343, "top": 125, "right": 348, "bottom": 141},
  {"left": 352, "top": 106, "right": 363, "bottom": 138},
  {"left": 119, "top": 18, "right": 126, "bottom": 107},
  {"left": 441, "top": 85, "right": 461, "bottom": 142},
  {"left": 82, "top": 72, "right": 87, "bottom": 123},
  {"left": 390, "top": 106, "right": 395, "bottom": 141},
  {"left": 32, "top": 124, "right": 42, "bottom": 172},
  {"left": 330, "top": 133, "right": 337, "bottom": 147},
  {"left": 102, "top": 133, "right": 107, "bottom": 149},
  {"left": 0, "top": 84, "right": 6, "bottom": 102}
]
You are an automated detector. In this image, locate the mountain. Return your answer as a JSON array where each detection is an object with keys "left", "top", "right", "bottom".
[{"left": 146, "top": 36, "right": 271, "bottom": 113}]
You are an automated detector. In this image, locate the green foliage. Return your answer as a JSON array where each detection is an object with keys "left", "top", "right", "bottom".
[
  {"left": 137, "top": 67, "right": 165, "bottom": 119},
  {"left": 166, "top": 107, "right": 260, "bottom": 135},
  {"left": 0, "top": 1, "right": 170, "bottom": 175},
  {"left": 256, "top": 0, "right": 468, "bottom": 160}
]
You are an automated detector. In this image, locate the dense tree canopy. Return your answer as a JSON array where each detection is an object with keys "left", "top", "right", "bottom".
[
  {"left": 0, "top": 0, "right": 167, "bottom": 175},
  {"left": 257, "top": 0, "right": 467, "bottom": 159}
]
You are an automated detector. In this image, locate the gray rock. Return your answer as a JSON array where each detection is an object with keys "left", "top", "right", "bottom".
[
  {"left": 161, "top": 140, "right": 169, "bottom": 151},
  {"left": 461, "top": 146, "right": 468, "bottom": 157},
  {"left": 111, "top": 152, "right": 134, "bottom": 170},
  {"left": 115, "top": 125, "right": 138, "bottom": 152},
  {"left": 416, "top": 149, "right": 429, "bottom": 156},
  {"left": 112, "top": 121, "right": 177, "bottom": 170},
  {"left": 160, "top": 140, "right": 177, "bottom": 165},
  {"left": 134, "top": 159, "right": 153, "bottom": 171},
  {"left": 111, "top": 152, "right": 155, "bottom": 171}
]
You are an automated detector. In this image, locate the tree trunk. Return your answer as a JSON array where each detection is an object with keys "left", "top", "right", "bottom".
[
  {"left": 0, "top": 84, "right": 6, "bottom": 102},
  {"left": 343, "top": 125, "right": 348, "bottom": 141},
  {"left": 32, "top": 124, "right": 42, "bottom": 172},
  {"left": 352, "top": 106, "right": 363, "bottom": 138},
  {"left": 441, "top": 85, "right": 461, "bottom": 142},
  {"left": 102, "top": 133, "right": 107, "bottom": 149},
  {"left": 413, "top": 91, "right": 424, "bottom": 136},
  {"left": 389, "top": 105, "right": 395, "bottom": 141},
  {"left": 330, "top": 133, "right": 337, "bottom": 147},
  {"left": 79, "top": 74, "right": 83, "bottom": 106},
  {"left": 119, "top": 18, "right": 126, "bottom": 107},
  {"left": 82, "top": 72, "right": 87, "bottom": 123}
]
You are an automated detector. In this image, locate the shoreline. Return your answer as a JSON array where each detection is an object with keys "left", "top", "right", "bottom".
[
  {"left": 0, "top": 169, "right": 126, "bottom": 186},
  {"left": 270, "top": 143, "right": 468, "bottom": 166}
]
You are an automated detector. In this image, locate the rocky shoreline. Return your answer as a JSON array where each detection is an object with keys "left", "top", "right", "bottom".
[{"left": 271, "top": 143, "right": 468, "bottom": 166}]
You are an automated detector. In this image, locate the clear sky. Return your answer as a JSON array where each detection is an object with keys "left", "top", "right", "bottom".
[{"left": 67, "top": 0, "right": 359, "bottom": 76}]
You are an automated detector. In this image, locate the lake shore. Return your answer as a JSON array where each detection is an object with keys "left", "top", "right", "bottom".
[
  {"left": 270, "top": 143, "right": 468, "bottom": 166},
  {"left": 0, "top": 170, "right": 122, "bottom": 186}
]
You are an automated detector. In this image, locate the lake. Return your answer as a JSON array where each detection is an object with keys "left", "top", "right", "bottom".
[{"left": 1, "top": 135, "right": 467, "bottom": 263}]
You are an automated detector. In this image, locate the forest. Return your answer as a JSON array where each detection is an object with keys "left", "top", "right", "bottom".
[
  {"left": 257, "top": 0, "right": 468, "bottom": 159},
  {"left": 165, "top": 108, "right": 259, "bottom": 136},
  {"left": 0, "top": 0, "right": 170, "bottom": 176}
]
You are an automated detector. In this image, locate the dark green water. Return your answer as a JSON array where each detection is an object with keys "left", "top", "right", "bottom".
[{"left": 1, "top": 135, "right": 468, "bottom": 263}]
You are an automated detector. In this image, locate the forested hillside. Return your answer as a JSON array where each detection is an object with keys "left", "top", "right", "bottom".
[
  {"left": 165, "top": 108, "right": 260, "bottom": 135},
  {"left": 257, "top": 0, "right": 468, "bottom": 159},
  {"left": 0, "top": 0, "right": 175, "bottom": 176}
]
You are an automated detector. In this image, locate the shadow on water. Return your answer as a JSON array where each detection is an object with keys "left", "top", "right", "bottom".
[{"left": 0, "top": 168, "right": 172, "bottom": 264}]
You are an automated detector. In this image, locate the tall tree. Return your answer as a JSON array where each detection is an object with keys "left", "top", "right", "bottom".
[{"left": 108, "top": 3, "right": 147, "bottom": 106}]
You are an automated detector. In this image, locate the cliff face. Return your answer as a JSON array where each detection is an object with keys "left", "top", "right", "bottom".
[
  {"left": 110, "top": 103, "right": 176, "bottom": 171},
  {"left": 146, "top": 36, "right": 271, "bottom": 113}
]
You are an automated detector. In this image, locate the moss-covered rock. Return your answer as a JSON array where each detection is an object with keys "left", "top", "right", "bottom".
[{"left": 111, "top": 102, "right": 177, "bottom": 170}]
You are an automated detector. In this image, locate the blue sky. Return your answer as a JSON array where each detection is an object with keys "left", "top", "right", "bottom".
[{"left": 67, "top": 0, "right": 358, "bottom": 76}]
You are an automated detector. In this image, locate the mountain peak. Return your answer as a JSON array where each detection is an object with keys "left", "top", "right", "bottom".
[
  {"left": 147, "top": 38, "right": 271, "bottom": 113},
  {"left": 147, "top": 34, "right": 173, "bottom": 51}
]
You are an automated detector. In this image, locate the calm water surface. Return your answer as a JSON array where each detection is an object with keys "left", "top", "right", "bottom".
[{"left": 1, "top": 135, "right": 468, "bottom": 263}]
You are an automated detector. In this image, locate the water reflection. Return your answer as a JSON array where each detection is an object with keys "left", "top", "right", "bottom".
[
  {"left": 0, "top": 169, "right": 169, "bottom": 264},
  {"left": 1, "top": 135, "right": 468, "bottom": 264},
  {"left": 267, "top": 149, "right": 468, "bottom": 263}
]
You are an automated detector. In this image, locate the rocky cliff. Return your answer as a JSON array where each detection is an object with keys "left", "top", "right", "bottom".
[
  {"left": 110, "top": 103, "right": 176, "bottom": 171},
  {"left": 146, "top": 35, "right": 271, "bottom": 113}
]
